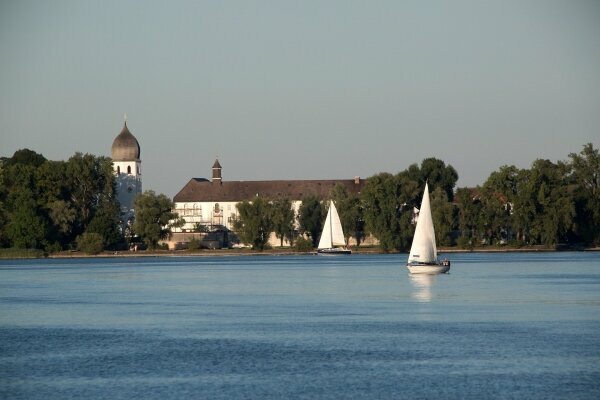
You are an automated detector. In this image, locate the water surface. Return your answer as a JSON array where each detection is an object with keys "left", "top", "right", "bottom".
[{"left": 1, "top": 252, "right": 599, "bottom": 399}]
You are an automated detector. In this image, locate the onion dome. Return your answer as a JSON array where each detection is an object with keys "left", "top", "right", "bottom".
[{"left": 111, "top": 122, "right": 140, "bottom": 161}]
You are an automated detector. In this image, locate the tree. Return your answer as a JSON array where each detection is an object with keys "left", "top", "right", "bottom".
[
  {"left": 133, "top": 191, "right": 179, "bottom": 249},
  {"left": 569, "top": 143, "right": 600, "bottom": 245},
  {"left": 233, "top": 197, "right": 274, "bottom": 250},
  {"left": 430, "top": 187, "right": 454, "bottom": 246},
  {"left": 86, "top": 199, "right": 123, "bottom": 248},
  {"left": 5, "top": 149, "right": 46, "bottom": 168},
  {"left": 361, "top": 173, "right": 418, "bottom": 252},
  {"left": 66, "top": 153, "right": 117, "bottom": 234},
  {"left": 193, "top": 223, "right": 209, "bottom": 233},
  {"left": 298, "top": 195, "right": 325, "bottom": 248},
  {"left": 454, "top": 187, "right": 482, "bottom": 243},
  {"left": 76, "top": 232, "right": 104, "bottom": 255},
  {"left": 5, "top": 189, "right": 48, "bottom": 249},
  {"left": 419, "top": 158, "right": 459, "bottom": 200},
  {"left": 477, "top": 185, "right": 511, "bottom": 245},
  {"left": 512, "top": 160, "right": 574, "bottom": 245},
  {"left": 47, "top": 200, "right": 77, "bottom": 244},
  {"left": 271, "top": 197, "right": 295, "bottom": 247},
  {"left": 331, "top": 184, "right": 364, "bottom": 246}
]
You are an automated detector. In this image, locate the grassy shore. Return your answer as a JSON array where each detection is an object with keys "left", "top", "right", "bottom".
[
  {"left": 1, "top": 245, "right": 597, "bottom": 260},
  {"left": 46, "top": 245, "right": 599, "bottom": 259}
]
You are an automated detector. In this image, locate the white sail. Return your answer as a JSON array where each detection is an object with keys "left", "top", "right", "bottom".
[
  {"left": 318, "top": 201, "right": 346, "bottom": 249},
  {"left": 408, "top": 182, "right": 438, "bottom": 263}
]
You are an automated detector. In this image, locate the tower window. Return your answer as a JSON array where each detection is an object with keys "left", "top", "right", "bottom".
[{"left": 127, "top": 166, "right": 131, "bottom": 174}]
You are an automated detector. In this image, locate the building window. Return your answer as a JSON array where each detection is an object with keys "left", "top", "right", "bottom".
[
  {"left": 214, "top": 203, "right": 220, "bottom": 213},
  {"left": 117, "top": 166, "right": 121, "bottom": 174},
  {"left": 127, "top": 166, "right": 132, "bottom": 174}
]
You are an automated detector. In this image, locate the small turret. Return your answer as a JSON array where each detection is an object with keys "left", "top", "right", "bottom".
[{"left": 212, "top": 159, "right": 222, "bottom": 184}]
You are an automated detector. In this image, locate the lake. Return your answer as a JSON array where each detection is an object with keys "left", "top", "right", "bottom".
[{"left": 1, "top": 252, "right": 599, "bottom": 399}]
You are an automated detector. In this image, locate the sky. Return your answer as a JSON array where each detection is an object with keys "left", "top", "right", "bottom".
[{"left": 1, "top": 0, "right": 599, "bottom": 197}]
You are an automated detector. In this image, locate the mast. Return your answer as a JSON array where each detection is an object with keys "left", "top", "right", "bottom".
[{"left": 329, "top": 202, "right": 333, "bottom": 246}]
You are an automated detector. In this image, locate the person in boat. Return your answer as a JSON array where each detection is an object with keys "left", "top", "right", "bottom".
[{"left": 442, "top": 258, "right": 450, "bottom": 267}]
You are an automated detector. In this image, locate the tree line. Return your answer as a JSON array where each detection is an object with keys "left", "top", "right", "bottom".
[
  {"left": 0, "top": 149, "right": 179, "bottom": 254},
  {"left": 1, "top": 143, "right": 598, "bottom": 254},
  {"left": 232, "top": 143, "right": 599, "bottom": 251}
]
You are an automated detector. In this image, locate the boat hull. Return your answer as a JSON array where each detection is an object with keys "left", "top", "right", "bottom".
[
  {"left": 406, "top": 263, "right": 450, "bottom": 274},
  {"left": 317, "top": 248, "right": 352, "bottom": 255}
]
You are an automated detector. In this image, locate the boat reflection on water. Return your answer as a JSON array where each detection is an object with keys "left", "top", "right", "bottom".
[{"left": 409, "top": 274, "right": 436, "bottom": 302}]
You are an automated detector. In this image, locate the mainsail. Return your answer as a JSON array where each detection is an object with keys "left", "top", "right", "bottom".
[
  {"left": 318, "top": 201, "right": 346, "bottom": 249},
  {"left": 408, "top": 182, "right": 438, "bottom": 264}
]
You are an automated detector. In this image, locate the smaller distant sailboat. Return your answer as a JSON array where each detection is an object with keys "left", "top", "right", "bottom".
[
  {"left": 406, "top": 182, "right": 450, "bottom": 274},
  {"left": 317, "top": 201, "right": 351, "bottom": 255}
]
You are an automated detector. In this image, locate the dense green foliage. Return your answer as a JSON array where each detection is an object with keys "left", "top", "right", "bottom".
[
  {"left": 331, "top": 184, "right": 364, "bottom": 246},
  {"left": 456, "top": 144, "right": 599, "bottom": 247},
  {"left": 76, "top": 232, "right": 104, "bottom": 255},
  {"left": 233, "top": 197, "right": 274, "bottom": 250},
  {"left": 0, "top": 149, "right": 183, "bottom": 255},
  {"left": 0, "top": 248, "right": 46, "bottom": 259},
  {"left": 2, "top": 143, "right": 598, "bottom": 254},
  {"left": 0, "top": 150, "right": 123, "bottom": 252},
  {"left": 294, "top": 236, "right": 314, "bottom": 252},
  {"left": 132, "top": 191, "right": 180, "bottom": 249},
  {"left": 298, "top": 195, "right": 326, "bottom": 247},
  {"left": 271, "top": 197, "right": 295, "bottom": 246},
  {"left": 569, "top": 143, "right": 600, "bottom": 245},
  {"left": 360, "top": 158, "right": 458, "bottom": 252}
]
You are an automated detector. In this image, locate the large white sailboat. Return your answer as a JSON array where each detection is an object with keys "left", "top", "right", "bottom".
[
  {"left": 317, "top": 201, "right": 351, "bottom": 255},
  {"left": 406, "top": 182, "right": 450, "bottom": 274}
]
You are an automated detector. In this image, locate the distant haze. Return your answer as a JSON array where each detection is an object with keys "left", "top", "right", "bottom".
[{"left": 1, "top": 0, "right": 599, "bottom": 197}]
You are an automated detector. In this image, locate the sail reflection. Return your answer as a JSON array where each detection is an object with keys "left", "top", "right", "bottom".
[{"left": 409, "top": 274, "right": 436, "bottom": 302}]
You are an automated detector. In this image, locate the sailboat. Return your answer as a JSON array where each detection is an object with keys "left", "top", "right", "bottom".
[
  {"left": 317, "top": 201, "right": 351, "bottom": 255},
  {"left": 406, "top": 182, "right": 450, "bottom": 274}
]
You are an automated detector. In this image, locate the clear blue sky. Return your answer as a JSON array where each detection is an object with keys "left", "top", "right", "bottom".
[{"left": 1, "top": 0, "right": 599, "bottom": 197}]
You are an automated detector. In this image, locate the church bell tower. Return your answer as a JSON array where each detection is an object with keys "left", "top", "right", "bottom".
[{"left": 111, "top": 115, "right": 142, "bottom": 222}]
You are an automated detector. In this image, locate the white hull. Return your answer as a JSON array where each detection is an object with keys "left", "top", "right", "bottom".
[{"left": 406, "top": 263, "right": 450, "bottom": 274}]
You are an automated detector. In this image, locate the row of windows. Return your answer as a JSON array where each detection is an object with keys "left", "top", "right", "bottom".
[
  {"left": 176, "top": 203, "right": 236, "bottom": 216},
  {"left": 116, "top": 165, "right": 141, "bottom": 175}
]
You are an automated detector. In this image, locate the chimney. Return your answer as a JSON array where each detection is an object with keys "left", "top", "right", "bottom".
[{"left": 354, "top": 176, "right": 360, "bottom": 184}]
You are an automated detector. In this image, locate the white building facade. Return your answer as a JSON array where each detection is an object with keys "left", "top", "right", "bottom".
[{"left": 170, "top": 160, "right": 364, "bottom": 248}]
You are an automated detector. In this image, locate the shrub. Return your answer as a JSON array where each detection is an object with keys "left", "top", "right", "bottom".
[
  {"left": 77, "top": 232, "right": 104, "bottom": 255},
  {"left": 295, "top": 237, "right": 314, "bottom": 252},
  {"left": 0, "top": 248, "right": 46, "bottom": 259},
  {"left": 456, "top": 236, "right": 473, "bottom": 250},
  {"left": 44, "top": 242, "right": 63, "bottom": 254},
  {"left": 187, "top": 238, "right": 201, "bottom": 250}
]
